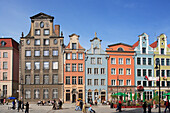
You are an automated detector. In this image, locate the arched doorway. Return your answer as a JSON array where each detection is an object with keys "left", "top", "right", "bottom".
[{"left": 72, "top": 94, "right": 76, "bottom": 103}]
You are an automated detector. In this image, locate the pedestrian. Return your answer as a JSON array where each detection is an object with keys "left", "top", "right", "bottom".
[
  {"left": 80, "top": 100, "right": 83, "bottom": 110},
  {"left": 12, "top": 100, "right": 15, "bottom": 110},
  {"left": 153, "top": 100, "right": 156, "bottom": 109},
  {"left": 148, "top": 104, "right": 151, "bottom": 113},
  {"left": 142, "top": 102, "right": 147, "bottom": 113},
  {"left": 116, "top": 102, "right": 119, "bottom": 111},
  {"left": 18, "top": 100, "right": 21, "bottom": 112},
  {"left": 21, "top": 101, "right": 24, "bottom": 112},
  {"left": 75, "top": 100, "right": 81, "bottom": 111},
  {"left": 82, "top": 103, "right": 87, "bottom": 113},
  {"left": 118, "top": 100, "right": 122, "bottom": 112},
  {"left": 52, "top": 103, "right": 56, "bottom": 110},
  {"left": 58, "top": 99, "right": 62, "bottom": 109},
  {"left": 164, "top": 100, "right": 170, "bottom": 113},
  {"left": 15, "top": 99, "right": 18, "bottom": 110},
  {"left": 88, "top": 104, "right": 95, "bottom": 113},
  {"left": 25, "top": 102, "right": 29, "bottom": 113}
]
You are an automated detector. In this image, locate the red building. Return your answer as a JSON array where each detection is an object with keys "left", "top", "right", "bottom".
[{"left": 106, "top": 43, "right": 135, "bottom": 101}]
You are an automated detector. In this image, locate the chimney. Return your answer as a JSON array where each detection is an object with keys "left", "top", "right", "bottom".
[{"left": 55, "top": 25, "right": 60, "bottom": 36}]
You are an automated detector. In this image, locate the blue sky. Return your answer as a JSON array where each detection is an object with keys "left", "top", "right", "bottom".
[{"left": 0, "top": 0, "right": 170, "bottom": 49}]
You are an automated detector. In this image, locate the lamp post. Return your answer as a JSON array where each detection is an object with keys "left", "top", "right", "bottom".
[
  {"left": 117, "top": 75, "right": 119, "bottom": 102},
  {"left": 155, "top": 58, "right": 161, "bottom": 113}
]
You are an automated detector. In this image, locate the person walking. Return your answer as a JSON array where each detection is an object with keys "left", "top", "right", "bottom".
[
  {"left": 153, "top": 100, "right": 156, "bottom": 109},
  {"left": 80, "top": 100, "right": 83, "bottom": 110},
  {"left": 88, "top": 104, "right": 96, "bottom": 113},
  {"left": 82, "top": 103, "right": 87, "bottom": 113},
  {"left": 25, "top": 102, "right": 29, "bottom": 113},
  {"left": 118, "top": 101, "right": 122, "bottom": 112},
  {"left": 58, "top": 99, "right": 62, "bottom": 109},
  {"left": 148, "top": 104, "right": 152, "bottom": 113},
  {"left": 18, "top": 100, "right": 21, "bottom": 112},
  {"left": 21, "top": 101, "right": 24, "bottom": 112},
  {"left": 142, "top": 102, "right": 147, "bottom": 113},
  {"left": 12, "top": 100, "right": 15, "bottom": 110},
  {"left": 164, "top": 100, "right": 170, "bottom": 113}
]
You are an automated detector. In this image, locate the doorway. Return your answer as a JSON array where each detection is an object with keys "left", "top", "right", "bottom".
[{"left": 72, "top": 94, "right": 76, "bottom": 103}]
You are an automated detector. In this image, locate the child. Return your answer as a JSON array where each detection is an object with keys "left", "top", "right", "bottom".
[{"left": 88, "top": 104, "right": 95, "bottom": 113}]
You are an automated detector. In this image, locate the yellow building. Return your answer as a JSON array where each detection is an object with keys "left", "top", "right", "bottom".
[{"left": 150, "top": 34, "right": 170, "bottom": 99}]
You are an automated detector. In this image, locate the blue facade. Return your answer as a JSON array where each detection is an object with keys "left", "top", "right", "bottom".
[
  {"left": 85, "top": 36, "right": 108, "bottom": 103},
  {"left": 134, "top": 33, "right": 154, "bottom": 100}
]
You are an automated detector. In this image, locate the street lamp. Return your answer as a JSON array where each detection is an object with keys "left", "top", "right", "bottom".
[
  {"left": 155, "top": 58, "right": 161, "bottom": 113},
  {"left": 117, "top": 75, "right": 119, "bottom": 103}
]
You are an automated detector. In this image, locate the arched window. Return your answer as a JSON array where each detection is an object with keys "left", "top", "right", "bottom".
[
  {"left": 118, "top": 47, "right": 124, "bottom": 52},
  {"left": 1, "top": 41, "right": 6, "bottom": 46}
]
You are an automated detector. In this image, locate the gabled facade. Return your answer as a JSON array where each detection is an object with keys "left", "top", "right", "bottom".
[
  {"left": 64, "top": 34, "right": 85, "bottom": 103},
  {"left": 133, "top": 33, "right": 154, "bottom": 100},
  {"left": 150, "top": 34, "right": 170, "bottom": 99},
  {"left": 85, "top": 34, "right": 108, "bottom": 103},
  {"left": 19, "top": 13, "right": 64, "bottom": 102},
  {"left": 106, "top": 43, "right": 135, "bottom": 101},
  {"left": 0, "top": 38, "right": 19, "bottom": 98}
]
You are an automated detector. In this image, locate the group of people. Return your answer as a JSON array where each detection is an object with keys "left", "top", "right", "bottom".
[
  {"left": 11, "top": 100, "right": 29, "bottom": 113},
  {"left": 52, "top": 99, "right": 63, "bottom": 110}
]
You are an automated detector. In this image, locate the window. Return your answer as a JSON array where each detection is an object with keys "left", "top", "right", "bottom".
[
  {"left": 53, "top": 89, "right": 58, "bottom": 99},
  {"left": 161, "top": 58, "right": 165, "bottom": 65},
  {"left": 119, "top": 68, "right": 123, "bottom": 75},
  {"left": 26, "top": 39, "right": 30, "bottom": 45},
  {"left": 44, "top": 39, "right": 49, "bottom": 45},
  {"left": 161, "top": 70, "right": 165, "bottom": 77},
  {"left": 25, "top": 62, "right": 31, "bottom": 70},
  {"left": 71, "top": 53, "right": 77, "bottom": 60},
  {"left": 34, "top": 89, "right": 40, "bottom": 99},
  {"left": 142, "top": 47, "right": 146, "bottom": 54},
  {"left": 43, "top": 62, "right": 49, "bottom": 69},
  {"left": 43, "top": 75, "right": 49, "bottom": 84},
  {"left": 143, "top": 81, "right": 147, "bottom": 86},
  {"left": 126, "top": 68, "right": 131, "bottom": 75},
  {"left": 161, "top": 48, "right": 164, "bottom": 54},
  {"left": 111, "top": 80, "right": 116, "bottom": 86},
  {"left": 53, "top": 74, "right": 58, "bottom": 84},
  {"left": 78, "top": 53, "right": 83, "bottom": 59},
  {"left": 66, "top": 76, "right": 70, "bottom": 84},
  {"left": 35, "top": 39, "right": 40, "bottom": 45},
  {"left": 119, "top": 58, "right": 123, "bottom": 64},
  {"left": 2, "top": 52, "right": 7, "bottom": 58},
  {"left": 101, "top": 68, "right": 105, "bottom": 74},
  {"left": 34, "top": 75, "right": 40, "bottom": 84},
  {"left": 3, "top": 85, "right": 7, "bottom": 97},
  {"left": 3, "top": 72, "right": 7, "bottom": 80},
  {"left": 156, "top": 81, "right": 160, "bottom": 87},
  {"left": 137, "top": 81, "right": 141, "bottom": 85},
  {"left": 72, "top": 64, "right": 77, "bottom": 72},
  {"left": 148, "top": 58, "right": 152, "bottom": 65},
  {"left": 111, "top": 58, "right": 116, "bottom": 64},
  {"left": 91, "top": 57, "right": 95, "bottom": 64},
  {"left": 72, "top": 76, "right": 77, "bottom": 84},
  {"left": 94, "top": 48, "right": 99, "bottom": 54},
  {"left": 101, "top": 79, "right": 105, "bottom": 85},
  {"left": 87, "top": 79, "right": 92, "bottom": 85},
  {"left": 78, "top": 76, "right": 83, "bottom": 85},
  {"left": 43, "top": 89, "right": 49, "bottom": 99},
  {"left": 78, "top": 64, "right": 83, "bottom": 71},
  {"left": 137, "top": 58, "right": 141, "bottom": 65},
  {"left": 66, "top": 64, "right": 70, "bottom": 72},
  {"left": 34, "top": 50, "right": 40, "bottom": 56},
  {"left": 25, "top": 75, "right": 30, "bottom": 84},
  {"left": 148, "top": 69, "right": 152, "bottom": 77},
  {"left": 43, "top": 50, "right": 49, "bottom": 56},
  {"left": 52, "top": 50, "right": 58, "bottom": 56},
  {"left": 126, "top": 58, "right": 131, "bottom": 65},
  {"left": 44, "top": 29, "right": 49, "bottom": 35},
  {"left": 34, "top": 62, "right": 40, "bottom": 70},
  {"left": 52, "top": 62, "right": 58, "bottom": 69},
  {"left": 25, "top": 90, "right": 31, "bottom": 99},
  {"left": 126, "top": 80, "right": 131, "bottom": 86},
  {"left": 143, "top": 69, "right": 146, "bottom": 76},
  {"left": 167, "top": 70, "right": 170, "bottom": 77},
  {"left": 35, "top": 29, "right": 40, "bottom": 35},
  {"left": 119, "top": 80, "right": 124, "bottom": 86},
  {"left": 156, "top": 70, "right": 160, "bottom": 77},
  {"left": 66, "top": 53, "right": 70, "bottom": 59},
  {"left": 97, "top": 58, "right": 102, "bottom": 64},
  {"left": 88, "top": 68, "right": 92, "bottom": 74},
  {"left": 166, "top": 59, "right": 170, "bottom": 66},
  {"left": 25, "top": 50, "right": 31, "bottom": 57},
  {"left": 167, "top": 81, "right": 170, "bottom": 87},
  {"left": 118, "top": 48, "right": 123, "bottom": 51},
  {"left": 54, "top": 39, "right": 58, "bottom": 45},
  {"left": 162, "top": 81, "right": 165, "bottom": 87},
  {"left": 94, "top": 68, "right": 98, "bottom": 74},
  {"left": 137, "top": 69, "right": 141, "bottom": 76},
  {"left": 143, "top": 58, "right": 146, "bottom": 65},
  {"left": 148, "top": 81, "right": 152, "bottom": 87},
  {"left": 72, "top": 43, "right": 76, "bottom": 49},
  {"left": 111, "top": 68, "right": 116, "bottom": 75},
  {"left": 94, "top": 79, "right": 98, "bottom": 85}
]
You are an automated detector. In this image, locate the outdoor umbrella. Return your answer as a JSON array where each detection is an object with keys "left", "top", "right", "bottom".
[
  {"left": 134, "top": 92, "right": 137, "bottom": 101},
  {"left": 130, "top": 92, "right": 132, "bottom": 101},
  {"left": 163, "top": 92, "right": 170, "bottom": 96},
  {"left": 7, "top": 97, "right": 16, "bottom": 99},
  {"left": 123, "top": 92, "right": 126, "bottom": 102},
  {"left": 112, "top": 92, "right": 124, "bottom": 96},
  {"left": 143, "top": 92, "right": 145, "bottom": 102}
]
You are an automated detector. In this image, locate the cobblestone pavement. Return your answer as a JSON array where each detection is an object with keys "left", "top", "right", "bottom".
[{"left": 0, "top": 103, "right": 167, "bottom": 113}]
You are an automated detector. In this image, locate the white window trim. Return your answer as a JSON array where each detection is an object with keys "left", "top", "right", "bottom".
[{"left": 119, "top": 68, "right": 124, "bottom": 75}]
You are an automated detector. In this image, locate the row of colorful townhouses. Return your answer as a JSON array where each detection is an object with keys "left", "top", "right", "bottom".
[{"left": 0, "top": 13, "right": 170, "bottom": 103}]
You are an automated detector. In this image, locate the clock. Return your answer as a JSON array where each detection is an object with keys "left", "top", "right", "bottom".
[
  {"left": 40, "top": 22, "right": 44, "bottom": 28},
  {"left": 54, "top": 39, "right": 57, "bottom": 44}
]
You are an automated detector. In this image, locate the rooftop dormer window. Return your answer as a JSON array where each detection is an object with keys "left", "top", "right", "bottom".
[
  {"left": 117, "top": 48, "right": 124, "bottom": 52},
  {"left": 1, "top": 41, "right": 6, "bottom": 46},
  {"left": 142, "top": 47, "right": 146, "bottom": 54},
  {"left": 40, "top": 21, "right": 44, "bottom": 28},
  {"left": 72, "top": 43, "right": 76, "bottom": 49}
]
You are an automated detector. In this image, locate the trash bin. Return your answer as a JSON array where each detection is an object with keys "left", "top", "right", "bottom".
[{"left": 110, "top": 103, "right": 113, "bottom": 108}]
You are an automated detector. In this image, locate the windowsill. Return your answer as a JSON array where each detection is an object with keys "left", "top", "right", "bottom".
[
  {"left": 34, "top": 56, "right": 41, "bottom": 57},
  {"left": 72, "top": 59, "right": 77, "bottom": 60},
  {"left": 43, "top": 56, "right": 50, "bottom": 57},
  {"left": 72, "top": 71, "right": 77, "bottom": 72},
  {"left": 52, "top": 55, "right": 58, "bottom": 57},
  {"left": 34, "top": 69, "right": 40, "bottom": 70},
  {"left": 34, "top": 45, "right": 40, "bottom": 46},
  {"left": 111, "top": 74, "right": 116, "bottom": 75},
  {"left": 111, "top": 64, "right": 116, "bottom": 65},
  {"left": 78, "top": 59, "right": 83, "bottom": 60},
  {"left": 25, "top": 56, "right": 31, "bottom": 57},
  {"left": 25, "top": 69, "right": 31, "bottom": 71},
  {"left": 65, "top": 71, "right": 71, "bottom": 72},
  {"left": 78, "top": 71, "right": 83, "bottom": 72}
]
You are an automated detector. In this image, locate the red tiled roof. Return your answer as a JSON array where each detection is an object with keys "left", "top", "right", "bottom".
[
  {"left": 65, "top": 43, "right": 70, "bottom": 49},
  {"left": 78, "top": 43, "right": 85, "bottom": 49},
  {"left": 132, "top": 41, "right": 139, "bottom": 49},
  {"left": 0, "top": 38, "right": 19, "bottom": 50},
  {"left": 150, "top": 41, "right": 157, "bottom": 48}
]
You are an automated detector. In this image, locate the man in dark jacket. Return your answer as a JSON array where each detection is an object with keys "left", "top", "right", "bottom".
[
  {"left": 25, "top": 102, "right": 29, "bottom": 113},
  {"left": 142, "top": 102, "right": 147, "bottom": 113},
  {"left": 164, "top": 100, "right": 170, "bottom": 113}
]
